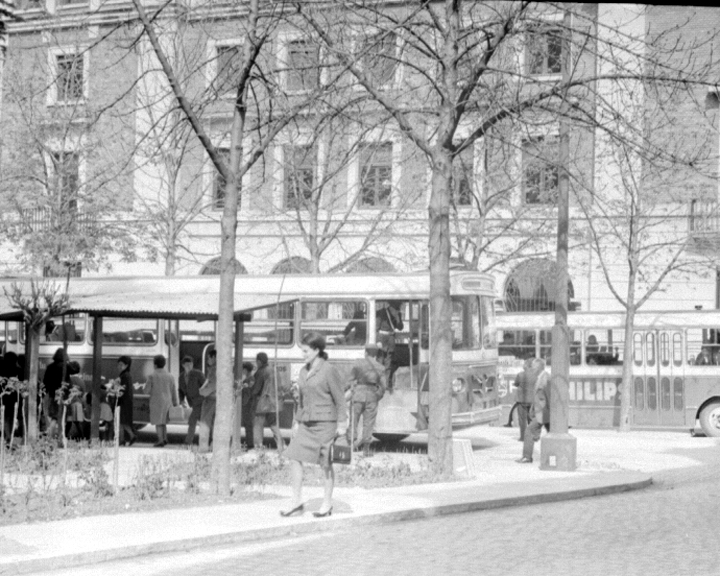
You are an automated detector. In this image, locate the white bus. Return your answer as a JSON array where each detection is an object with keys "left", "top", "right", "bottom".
[
  {"left": 496, "top": 309, "right": 720, "bottom": 436},
  {"left": 1, "top": 270, "right": 501, "bottom": 438}
]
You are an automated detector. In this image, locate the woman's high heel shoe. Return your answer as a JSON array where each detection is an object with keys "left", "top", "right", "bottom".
[
  {"left": 280, "top": 503, "right": 305, "bottom": 517},
  {"left": 313, "top": 507, "right": 333, "bottom": 518}
]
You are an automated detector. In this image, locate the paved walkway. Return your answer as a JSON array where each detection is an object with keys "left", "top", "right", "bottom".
[{"left": 1, "top": 425, "right": 712, "bottom": 576}]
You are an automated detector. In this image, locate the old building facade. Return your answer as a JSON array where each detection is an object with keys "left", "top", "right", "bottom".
[{"left": 0, "top": 1, "right": 718, "bottom": 313}]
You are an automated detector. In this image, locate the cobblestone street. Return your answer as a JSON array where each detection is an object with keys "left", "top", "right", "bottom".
[{"left": 29, "top": 443, "right": 719, "bottom": 576}]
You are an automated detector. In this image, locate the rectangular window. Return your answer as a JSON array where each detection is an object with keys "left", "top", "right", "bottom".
[
  {"left": 584, "top": 330, "right": 624, "bottom": 366},
  {"left": 91, "top": 318, "right": 158, "bottom": 345},
  {"left": 55, "top": 53, "right": 85, "bottom": 102},
  {"left": 526, "top": 28, "right": 562, "bottom": 76},
  {"left": 687, "top": 328, "right": 720, "bottom": 365},
  {"left": 51, "top": 151, "right": 80, "bottom": 210},
  {"left": 301, "top": 300, "right": 367, "bottom": 347},
  {"left": 450, "top": 296, "right": 480, "bottom": 350},
  {"left": 45, "top": 314, "right": 85, "bottom": 343},
  {"left": 454, "top": 147, "right": 474, "bottom": 206},
  {"left": 480, "top": 295, "right": 496, "bottom": 348},
  {"left": 522, "top": 136, "right": 558, "bottom": 204},
  {"left": 244, "top": 303, "right": 294, "bottom": 346},
  {"left": 499, "top": 330, "right": 536, "bottom": 360},
  {"left": 359, "top": 142, "right": 392, "bottom": 208},
  {"left": 359, "top": 32, "right": 397, "bottom": 89},
  {"left": 213, "top": 148, "right": 231, "bottom": 210},
  {"left": 284, "top": 145, "right": 316, "bottom": 209},
  {"left": 214, "top": 44, "right": 242, "bottom": 96},
  {"left": 286, "top": 40, "right": 319, "bottom": 92}
]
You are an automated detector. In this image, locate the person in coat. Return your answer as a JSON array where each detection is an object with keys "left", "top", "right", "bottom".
[
  {"left": 375, "top": 300, "right": 403, "bottom": 392},
  {"left": 43, "top": 348, "right": 69, "bottom": 439},
  {"left": 252, "top": 352, "right": 284, "bottom": 453},
  {"left": 517, "top": 358, "right": 550, "bottom": 464},
  {"left": 179, "top": 355, "right": 204, "bottom": 446},
  {"left": 513, "top": 357, "right": 539, "bottom": 442},
  {"left": 235, "top": 361, "right": 255, "bottom": 448},
  {"left": 0, "top": 352, "right": 20, "bottom": 445},
  {"left": 280, "top": 332, "right": 347, "bottom": 518},
  {"left": 143, "top": 354, "right": 178, "bottom": 447},
  {"left": 117, "top": 356, "right": 136, "bottom": 446},
  {"left": 198, "top": 350, "right": 217, "bottom": 453},
  {"left": 347, "top": 343, "right": 386, "bottom": 453}
]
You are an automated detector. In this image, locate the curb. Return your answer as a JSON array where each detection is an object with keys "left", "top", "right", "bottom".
[{"left": 0, "top": 474, "right": 652, "bottom": 575}]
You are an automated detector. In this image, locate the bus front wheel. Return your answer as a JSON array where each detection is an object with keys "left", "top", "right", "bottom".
[{"left": 698, "top": 401, "right": 720, "bottom": 437}]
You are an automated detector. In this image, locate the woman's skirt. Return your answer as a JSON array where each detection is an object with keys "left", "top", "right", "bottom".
[{"left": 284, "top": 420, "right": 337, "bottom": 465}]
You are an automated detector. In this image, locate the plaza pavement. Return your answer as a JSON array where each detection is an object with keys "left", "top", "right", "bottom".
[{"left": 1, "top": 424, "right": 715, "bottom": 576}]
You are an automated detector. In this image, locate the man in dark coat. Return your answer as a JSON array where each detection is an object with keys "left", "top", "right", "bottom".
[
  {"left": 179, "top": 355, "right": 205, "bottom": 446},
  {"left": 376, "top": 300, "right": 403, "bottom": 392}
]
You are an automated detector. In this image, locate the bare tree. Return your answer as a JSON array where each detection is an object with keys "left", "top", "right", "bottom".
[{"left": 298, "top": 1, "right": 720, "bottom": 474}]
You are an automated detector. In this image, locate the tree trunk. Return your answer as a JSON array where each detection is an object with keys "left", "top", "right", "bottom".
[
  {"left": 619, "top": 272, "right": 637, "bottom": 432},
  {"left": 427, "top": 150, "right": 453, "bottom": 476},
  {"left": 26, "top": 326, "right": 40, "bottom": 442}
]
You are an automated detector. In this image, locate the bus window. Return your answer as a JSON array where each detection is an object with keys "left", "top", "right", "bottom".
[
  {"left": 660, "top": 333, "right": 670, "bottom": 367},
  {"left": 634, "top": 377, "right": 644, "bottom": 410},
  {"left": 647, "top": 377, "right": 657, "bottom": 410},
  {"left": 673, "top": 377, "right": 683, "bottom": 411},
  {"left": 301, "top": 300, "right": 366, "bottom": 347},
  {"left": 686, "top": 328, "right": 720, "bottom": 365},
  {"left": 45, "top": 315, "right": 85, "bottom": 343},
  {"left": 672, "top": 333, "right": 682, "bottom": 367},
  {"left": 91, "top": 318, "right": 158, "bottom": 345},
  {"left": 420, "top": 303, "right": 429, "bottom": 349},
  {"left": 480, "top": 296, "right": 497, "bottom": 349},
  {"left": 179, "top": 319, "right": 215, "bottom": 342},
  {"left": 586, "top": 330, "right": 624, "bottom": 366},
  {"left": 246, "top": 303, "right": 295, "bottom": 345},
  {"left": 646, "top": 333, "right": 656, "bottom": 367},
  {"left": 450, "top": 296, "right": 480, "bottom": 350},
  {"left": 633, "top": 333, "right": 643, "bottom": 366},
  {"left": 539, "top": 330, "right": 551, "bottom": 362},
  {"left": 499, "top": 330, "right": 536, "bottom": 360}
]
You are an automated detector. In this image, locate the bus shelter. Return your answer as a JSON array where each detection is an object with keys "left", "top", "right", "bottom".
[{"left": 0, "top": 277, "right": 297, "bottom": 440}]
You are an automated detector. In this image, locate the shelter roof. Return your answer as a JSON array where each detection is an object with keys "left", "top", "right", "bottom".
[{"left": 0, "top": 277, "right": 296, "bottom": 321}]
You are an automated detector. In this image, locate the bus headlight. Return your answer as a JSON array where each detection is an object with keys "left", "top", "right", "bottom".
[{"left": 452, "top": 378, "right": 465, "bottom": 394}]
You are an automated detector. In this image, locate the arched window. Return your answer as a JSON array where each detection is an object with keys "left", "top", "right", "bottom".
[
  {"left": 199, "top": 257, "right": 247, "bottom": 275},
  {"left": 271, "top": 257, "right": 312, "bottom": 274},
  {"left": 345, "top": 257, "right": 396, "bottom": 273},
  {"left": 503, "top": 259, "right": 574, "bottom": 312}
]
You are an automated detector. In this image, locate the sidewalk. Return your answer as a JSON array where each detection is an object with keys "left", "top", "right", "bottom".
[{"left": 1, "top": 425, "right": 714, "bottom": 576}]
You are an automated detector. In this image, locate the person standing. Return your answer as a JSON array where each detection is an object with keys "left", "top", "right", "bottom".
[
  {"left": 143, "top": 354, "right": 178, "bottom": 447},
  {"left": 280, "top": 333, "right": 347, "bottom": 518},
  {"left": 347, "top": 343, "right": 386, "bottom": 454},
  {"left": 117, "top": 356, "right": 136, "bottom": 446},
  {"left": 198, "top": 350, "right": 217, "bottom": 453},
  {"left": 517, "top": 358, "right": 550, "bottom": 464},
  {"left": 514, "top": 358, "right": 538, "bottom": 442},
  {"left": 42, "top": 348, "right": 69, "bottom": 439},
  {"left": 179, "top": 356, "right": 204, "bottom": 446},
  {"left": 237, "top": 361, "right": 255, "bottom": 448},
  {"left": 0, "top": 352, "right": 20, "bottom": 444},
  {"left": 375, "top": 301, "right": 403, "bottom": 392},
  {"left": 252, "top": 352, "right": 284, "bottom": 453}
]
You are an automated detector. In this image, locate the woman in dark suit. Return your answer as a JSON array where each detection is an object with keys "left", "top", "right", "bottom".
[
  {"left": 117, "top": 356, "right": 136, "bottom": 446},
  {"left": 281, "top": 332, "right": 347, "bottom": 518}
]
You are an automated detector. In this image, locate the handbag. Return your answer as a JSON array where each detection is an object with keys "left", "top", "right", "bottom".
[{"left": 329, "top": 438, "right": 352, "bottom": 465}]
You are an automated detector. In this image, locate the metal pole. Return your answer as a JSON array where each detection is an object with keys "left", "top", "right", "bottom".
[{"left": 91, "top": 315, "right": 103, "bottom": 442}]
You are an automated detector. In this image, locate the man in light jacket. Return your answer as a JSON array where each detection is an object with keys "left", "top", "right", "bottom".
[{"left": 517, "top": 358, "right": 549, "bottom": 464}]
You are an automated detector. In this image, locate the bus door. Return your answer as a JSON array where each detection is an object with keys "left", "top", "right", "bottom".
[
  {"left": 657, "top": 330, "right": 685, "bottom": 427},
  {"left": 632, "top": 330, "right": 658, "bottom": 426}
]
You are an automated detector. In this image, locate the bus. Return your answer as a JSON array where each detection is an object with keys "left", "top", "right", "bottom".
[
  {"left": 496, "top": 309, "right": 720, "bottom": 437},
  {"left": 0, "top": 270, "right": 501, "bottom": 439}
]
